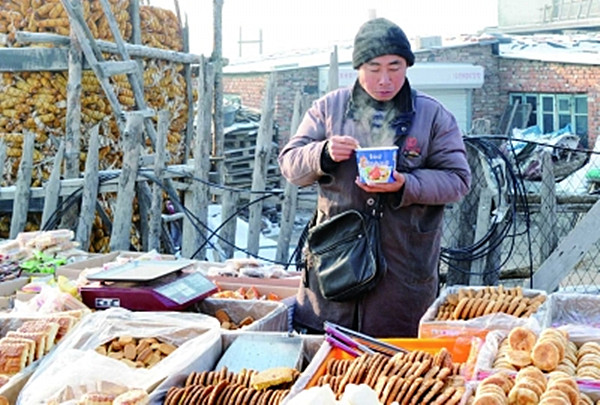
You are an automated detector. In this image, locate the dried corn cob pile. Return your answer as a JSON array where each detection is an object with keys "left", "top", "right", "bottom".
[{"left": 0, "top": 0, "right": 193, "bottom": 251}]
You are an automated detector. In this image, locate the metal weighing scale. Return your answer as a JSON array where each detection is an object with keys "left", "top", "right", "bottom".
[{"left": 80, "top": 259, "right": 218, "bottom": 311}]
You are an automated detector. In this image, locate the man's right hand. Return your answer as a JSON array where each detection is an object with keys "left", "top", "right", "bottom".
[{"left": 327, "top": 135, "right": 360, "bottom": 162}]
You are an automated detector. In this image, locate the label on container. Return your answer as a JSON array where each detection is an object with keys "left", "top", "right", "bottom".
[{"left": 355, "top": 146, "right": 398, "bottom": 183}]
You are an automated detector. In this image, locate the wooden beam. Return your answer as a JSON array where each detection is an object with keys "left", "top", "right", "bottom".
[
  {"left": 247, "top": 74, "right": 277, "bottom": 256},
  {"left": 109, "top": 113, "right": 144, "bottom": 251},
  {"left": 0, "top": 141, "right": 5, "bottom": 181},
  {"left": 276, "top": 91, "right": 305, "bottom": 264},
  {"left": 10, "top": 132, "right": 35, "bottom": 238},
  {"left": 539, "top": 150, "right": 557, "bottom": 261},
  {"left": 148, "top": 110, "right": 169, "bottom": 251},
  {"left": 182, "top": 57, "right": 214, "bottom": 259},
  {"left": 14, "top": 31, "right": 201, "bottom": 63},
  {"left": 75, "top": 125, "right": 100, "bottom": 251},
  {"left": 212, "top": 0, "right": 225, "bottom": 186},
  {"left": 0, "top": 48, "right": 70, "bottom": 72},
  {"left": 182, "top": 18, "right": 194, "bottom": 163},
  {"left": 219, "top": 190, "right": 238, "bottom": 259},
  {"left": 525, "top": 198, "right": 600, "bottom": 292},
  {"left": 41, "top": 142, "right": 65, "bottom": 229}
]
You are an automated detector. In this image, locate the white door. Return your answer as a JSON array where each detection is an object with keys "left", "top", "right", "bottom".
[{"left": 419, "top": 89, "right": 470, "bottom": 134}]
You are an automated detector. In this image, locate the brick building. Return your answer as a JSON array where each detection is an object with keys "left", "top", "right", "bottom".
[{"left": 223, "top": 34, "right": 600, "bottom": 149}]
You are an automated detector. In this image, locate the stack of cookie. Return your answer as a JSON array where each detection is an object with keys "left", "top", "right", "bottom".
[
  {"left": 576, "top": 342, "right": 600, "bottom": 381},
  {"left": 492, "top": 326, "right": 576, "bottom": 374},
  {"left": 164, "top": 366, "right": 297, "bottom": 405},
  {"left": 315, "top": 349, "right": 466, "bottom": 405},
  {"left": 471, "top": 367, "right": 582, "bottom": 405},
  {"left": 434, "top": 286, "right": 546, "bottom": 321}
]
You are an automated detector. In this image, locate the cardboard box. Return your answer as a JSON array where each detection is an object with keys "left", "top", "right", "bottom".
[
  {"left": 194, "top": 298, "right": 289, "bottom": 333},
  {"left": 209, "top": 277, "right": 300, "bottom": 300}
]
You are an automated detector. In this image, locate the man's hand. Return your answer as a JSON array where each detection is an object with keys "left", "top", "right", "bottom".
[
  {"left": 355, "top": 170, "right": 405, "bottom": 193},
  {"left": 327, "top": 135, "right": 360, "bottom": 162}
]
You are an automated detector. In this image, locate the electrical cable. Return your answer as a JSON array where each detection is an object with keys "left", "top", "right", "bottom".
[{"left": 440, "top": 135, "right": 534, "bottom": 282}]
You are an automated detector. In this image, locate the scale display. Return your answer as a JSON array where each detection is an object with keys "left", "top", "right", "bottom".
[{"left": 154, "top": 272, "right": 216, "bottom": 305}]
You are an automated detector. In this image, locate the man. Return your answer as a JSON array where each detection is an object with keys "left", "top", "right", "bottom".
[{"left": 278, "top": 18, "right": 471, "bottom": 337}]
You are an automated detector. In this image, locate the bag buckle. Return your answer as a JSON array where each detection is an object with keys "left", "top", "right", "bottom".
[{"left": 366, "top": 197, "right": 382, "bottom": 218}]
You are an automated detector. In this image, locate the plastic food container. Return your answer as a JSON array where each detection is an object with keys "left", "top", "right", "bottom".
[{"left": 355, "top": 146, "right": 398, "bottom": 183}]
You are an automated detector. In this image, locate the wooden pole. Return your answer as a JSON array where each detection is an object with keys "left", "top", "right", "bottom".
[
  {"left": 10, "top": 131, "right": 35, "bottom": 239},
  {"left": 0, "top": 141, "right": 6, "bottom": 184},
  {"left": 148, "top": 110, "right": 170, "bottom": 251},
  {"left": 109, "top": 112, "right": 144, "bottom": 251},
  {"left": 247, "top": 74, "right": 277, "bottom": 256},
  {"left": 219, "top": 190, "right": 238, "bottom": 259},
  {"left": 276, "top": 91, "right": 305, "bottom": 264},
  {"left": 129, "top": 0, "right": 141, "bottom": 45},
  {"left": 540, "top": 150, "right": 557, "bottom": 261},
  {"left": 41, "top": 141, "right": 65, "bottom": 229},
  {"left": 182, "top": 57, "right": 214, "bottom": 259},
  {"left": 60, "top": 21, "right": 83, "bottom": 230},
  {"left": 182, "top": 16, "right": 194, "bottom": 163},
  {"left": 212, "top": 0, "right": 225, "bottom": 186},
  {"left": 75, "top": 125, "right": 100, "bottom": 251},
  {"left": 328, "top": 45, "right": 339, "bottom": 92}
]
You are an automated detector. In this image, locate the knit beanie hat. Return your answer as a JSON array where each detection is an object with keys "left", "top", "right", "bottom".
[{"left": 352, "top": 18, "right": 415, "bottom": 69}]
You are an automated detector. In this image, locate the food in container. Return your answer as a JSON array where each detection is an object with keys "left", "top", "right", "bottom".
[{"left": 355, "top": 146, "right": 398, "bottom": 184}]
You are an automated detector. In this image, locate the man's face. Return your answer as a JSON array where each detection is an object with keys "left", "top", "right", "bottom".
[{"left": 358, "top": 54, "right": 408, "bottom": 102}]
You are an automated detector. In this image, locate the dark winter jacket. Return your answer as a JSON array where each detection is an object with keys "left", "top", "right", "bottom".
[{"left": 278, "top": 81, "right": 471, "bottom": 337}]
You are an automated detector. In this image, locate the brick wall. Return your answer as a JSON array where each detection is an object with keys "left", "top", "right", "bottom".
[
  {"left": 222, "top": 73, "right": 270, "bottom": 111},
  {"left": 224, "top": 42, "right": 600, "bottom": 148},
  {"left": 414, "top": 43, "right": 504, "bottom": 133},
  {"left": 223, "top": 68, "right": 320, "bottom": 145},
  {"left": 498, "top": 58, "right": 600, "bottom": 147}
]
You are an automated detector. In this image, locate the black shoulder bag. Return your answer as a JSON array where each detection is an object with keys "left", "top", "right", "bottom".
[{"left": 301, "top": 197, "right": 386, "bottom": 302}]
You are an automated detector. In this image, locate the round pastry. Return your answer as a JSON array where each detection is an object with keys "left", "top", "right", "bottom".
[
  {"left": 507, "top": 386, "right": 538, "bottom": 405},
  {"left": 532, "top": 341, "right": 560, "bottom": 371},
  {"left": 513, "top": 377, "right": 544, "bottom": 398},
  {"left": 507, "top": 327, "right": 537, "bottom": 352},
  {"left": 539, "top": 388, "right": 571, "bottom": 404},
  {"left": 506, "top": 349, "right": 533, "bottom": 368},
  {"left": 516, "top": 366, "right": 547, "bottom": 390},
  {"left": 546, "top": 384, "right": 579, "bottom": 405},
  {"left": 472, "top": 392, "right": 506, "bottom": 405},
  {"left": 480, "top": 372, "right": 514, "bottom": 395}
]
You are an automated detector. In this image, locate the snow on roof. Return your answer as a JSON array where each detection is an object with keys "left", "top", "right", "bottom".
[
  {"left": 224, "top": 43, "right": 354, "bottom": 74},
  {"left": 223, "top": 32, "right": 600, "bottom": 74},
  {"left": 498, "top": 33, "right": 600, "bottom": 65}
]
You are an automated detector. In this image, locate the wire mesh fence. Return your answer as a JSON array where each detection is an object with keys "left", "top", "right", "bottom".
[{"left": 440, "top": 135, "right": 600, "bottom": 293}]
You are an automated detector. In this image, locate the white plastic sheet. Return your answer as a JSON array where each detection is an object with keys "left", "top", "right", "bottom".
[
  {"left": 17, "top": 308, "right": 220, "bottom": 404},
  {"left": 419, "top": 285, "right": 546, "bottom": 338}
]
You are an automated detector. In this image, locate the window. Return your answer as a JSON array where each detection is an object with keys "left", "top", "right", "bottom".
[{"left": 510, "top": 93, "right": 588, "bottom": 146}]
